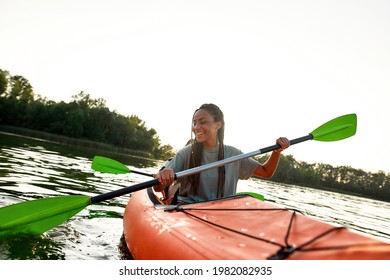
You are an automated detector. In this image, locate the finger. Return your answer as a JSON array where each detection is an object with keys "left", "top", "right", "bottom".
[
  {"left": 153, "top": 173, "right": 162, "bottom": 184},
  {"left": 277, "top": 137, "right": 290, "bottom": 148},
  {"left": 161, "top": 172, "right": 168, "bottom": 184}
]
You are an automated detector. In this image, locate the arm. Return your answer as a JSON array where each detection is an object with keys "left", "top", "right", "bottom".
[{"left": 252, "top": 137, "right": 290, "bottom": 178}]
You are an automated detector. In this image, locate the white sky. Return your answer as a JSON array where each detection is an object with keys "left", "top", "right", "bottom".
[{"left": 1, "top": 0, "right": 389, "bottom": 173}]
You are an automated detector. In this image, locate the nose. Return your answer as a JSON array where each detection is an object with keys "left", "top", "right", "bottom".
[{"left": 193, "top": 122, "right": 200, "bottom": 131}]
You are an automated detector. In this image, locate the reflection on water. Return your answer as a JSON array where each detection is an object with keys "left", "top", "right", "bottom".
[
  {"left": 0, "top": 132, "right": 158, "bottom": 260},
  {"left": 1, "top": 132, "right": 390, "bottom": 259},
  {"left": 0, "top": 235, "right": 65, "bottom": 260}
]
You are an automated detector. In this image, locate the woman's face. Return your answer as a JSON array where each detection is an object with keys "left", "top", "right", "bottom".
[{"left": 192, "top": 109, "right": 221, "bottom": 148}]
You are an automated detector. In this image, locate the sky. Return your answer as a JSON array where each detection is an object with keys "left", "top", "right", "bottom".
[{"left": 1, "top": 0, "right": 389, "bottom": 173}]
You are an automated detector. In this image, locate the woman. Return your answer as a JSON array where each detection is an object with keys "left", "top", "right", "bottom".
[{"left": 153, "top": 103, "right": 290, "bottom": 204}]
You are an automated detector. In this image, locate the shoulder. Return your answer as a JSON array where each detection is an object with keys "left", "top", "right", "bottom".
[
  {"left": 177, "top": 145, "right": 192, "bottom": 156},
  {"left": 165, "top": 145, "right": 192, "bottom": 171},
  {"left": 171, "top": 145, "right": 192, "bottom": 162},
  {"left": 223, "top": 145, "right": 243, "bottom": 156}
]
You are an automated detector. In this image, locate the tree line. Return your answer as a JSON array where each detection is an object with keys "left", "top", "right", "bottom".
[
  {"left": 257, "top": 154, "right": 390, "bottom": 202},
  {"left": 0, "top": 68, "right": 174, "bottom": 159},
  {"left": 1, "top": 68, "right": 389, "bottom": 202}
]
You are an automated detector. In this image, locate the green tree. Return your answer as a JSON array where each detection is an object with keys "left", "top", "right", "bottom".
[
  {"left": 83, "top": 106, "right": 112, "bottom": 142},
  {"left": 63, "top": 107, "right": 85, "bottom": 138},
  {"left": 314, "top": 163, "right": 338, "bottom": 188},
  {"left": 9, "top": 75, "right": 35, "bottom": 103},
  {"left": 106, "top": 113, "right": 136, "bottom": 147},
  {"left": 0, "top": 69, "right": 9, "bottom": 96},
  {"left": 71, "top": 91, "right": 106, "bottom": 109},
  {"left": 25, "top": 99, "right": 51, "bottom": 130},
  {"left": 46, "top": 101, "right": 69, "bottom": 134},
  {"left": 273, "top": 154, "right": 300, "bottom": 183},
  {"left": 154, "top": 143, "right": 175, "bottom": 159}
]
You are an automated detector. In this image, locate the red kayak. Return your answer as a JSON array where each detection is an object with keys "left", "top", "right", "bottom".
[{"left": 123, "top": 188, "right": 390, "bottom": 260}]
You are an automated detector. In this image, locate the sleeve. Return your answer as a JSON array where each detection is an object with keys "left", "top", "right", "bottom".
[
  {"left": 225, "top": 145, "right": 259, "bottom": 180},
  {"left": 239, "top": 157, "right": 260, "bottom": 180},
  {"left": 164, "top": 146, "right": 190, "bottom": 173}
]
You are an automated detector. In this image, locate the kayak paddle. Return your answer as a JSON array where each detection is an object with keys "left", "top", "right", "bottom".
[
  {"left": 92, "top": 157, "right": 266, "bottom": 200},
  {"left": 92, "top": 156, "right": 153, "bottom": 177},
  {"left": 0, "top": 113, "right": 357, "bottom": 237}
]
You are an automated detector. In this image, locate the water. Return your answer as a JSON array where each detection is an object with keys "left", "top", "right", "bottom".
[{"left": 1, "top": 132, "right": 390, "bottom": 260}]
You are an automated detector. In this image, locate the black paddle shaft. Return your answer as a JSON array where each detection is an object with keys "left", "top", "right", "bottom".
[
  {"left": 261, "top": 134, "right": 313, "bottom": 153},
  {"left": 91, "top": 178, "right": 161, "bottom": 204}
]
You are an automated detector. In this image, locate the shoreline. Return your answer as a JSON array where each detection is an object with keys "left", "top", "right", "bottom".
[{"left": 0, "top": 125, "right": 157, "bottom": 164}]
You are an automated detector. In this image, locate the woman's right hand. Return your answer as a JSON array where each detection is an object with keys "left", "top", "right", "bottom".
[{"left": 153, "top": 168, "right": 175, "bottom": 186}]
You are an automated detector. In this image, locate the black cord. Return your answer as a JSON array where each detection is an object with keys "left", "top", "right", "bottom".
[{"left": 172, "top": 205, "right": 350, "bottom": 260}]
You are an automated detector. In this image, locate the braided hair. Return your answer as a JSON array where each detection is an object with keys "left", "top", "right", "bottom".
[{"left": 185, "top": 103, "right": 226, "bottom": 197}]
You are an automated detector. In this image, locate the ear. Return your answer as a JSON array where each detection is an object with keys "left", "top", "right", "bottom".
[{"left": 215, "top": 121, "right": 222, "bottom": 130}]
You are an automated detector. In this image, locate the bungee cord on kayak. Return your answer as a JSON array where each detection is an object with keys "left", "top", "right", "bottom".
[
  {"left": 122, "top": 187, "right": 390, "bottom": 260},
  {"left": 167, "top": 201, "right": 388, "bottom": 260},
  {"left": 168, "top": 200, "right": 352, "bottom": 260}
]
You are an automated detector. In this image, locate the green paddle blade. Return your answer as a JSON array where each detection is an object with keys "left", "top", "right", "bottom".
[
  {"left": 92, "top": 156, "right": 153, "bottom": 177},
  {"left": 92, "top": 156, "right": 130, "bottom": 174},
  {"left": 0, "top": 196, "right": 90, "bottom": 237},
  {"left": 311, "top": 113, "right": 357, "bottom": 141},
  {"left": 237, "top": 191, "right": 265, "bottom": 201}
]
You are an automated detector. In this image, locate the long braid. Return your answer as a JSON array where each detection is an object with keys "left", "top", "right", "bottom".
[
  {"left": 217, "top": 114, "right": 225, "bottom": 197},
  {"left": 186, "top": 104, "right": 225, "bottom": 197}
]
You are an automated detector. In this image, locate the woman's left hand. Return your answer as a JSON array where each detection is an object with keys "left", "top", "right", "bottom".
[{"left": 275, "top": 137, "right": 290, "bottom": 152}]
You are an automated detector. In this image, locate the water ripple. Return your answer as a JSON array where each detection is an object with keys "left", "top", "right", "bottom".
[{"left": 1, "top": 132, "right": 390, "bottom": 259}]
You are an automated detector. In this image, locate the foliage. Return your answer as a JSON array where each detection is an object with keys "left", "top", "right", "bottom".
[
  {"left": 0, "top": 69, "right": 9, "bottom": 95},
  {"left": 0, "top": 68, "right": 175, "bottom": 159},
  {"left": 256, "top": 154, "right": 390, "bottom": 202}
]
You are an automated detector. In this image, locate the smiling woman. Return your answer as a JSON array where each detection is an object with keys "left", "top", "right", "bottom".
[{"left": 153, "top": 103, "right": 290, "bottom": 204}]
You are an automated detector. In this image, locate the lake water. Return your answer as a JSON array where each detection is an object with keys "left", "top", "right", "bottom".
[{"left": 1, "top": 132, "right": 390, "bottom": 260}]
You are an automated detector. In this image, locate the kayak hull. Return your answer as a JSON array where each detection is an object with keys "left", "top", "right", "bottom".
[{"left": 123, "top": 188, "right": 390, "bottom": 260}]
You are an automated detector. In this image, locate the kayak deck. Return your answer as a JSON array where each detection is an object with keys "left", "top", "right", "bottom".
[{"left": 123, "top": 188, "right": 390, "bottom": 260}]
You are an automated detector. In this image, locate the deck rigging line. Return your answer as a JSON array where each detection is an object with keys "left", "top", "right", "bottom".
[
  {"left": 146, "top": 189, "right": 381, "bottom": 260},
  {"left": 171, "top": 205, "right": 358, "bottom": 260}
]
